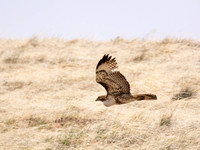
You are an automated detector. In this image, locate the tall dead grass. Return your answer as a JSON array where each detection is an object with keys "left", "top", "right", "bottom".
[{"left": 0, "top": 37, "right": 200, "bottom": 150}]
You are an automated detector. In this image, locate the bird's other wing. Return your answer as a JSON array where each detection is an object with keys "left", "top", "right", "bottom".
[{"left": 96, "top": 54, "right": 130, "bottom": 95}]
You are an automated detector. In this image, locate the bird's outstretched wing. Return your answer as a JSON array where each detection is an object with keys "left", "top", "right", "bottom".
[{"left": 96, "top": 54, "right": 130, "bottom": 95}]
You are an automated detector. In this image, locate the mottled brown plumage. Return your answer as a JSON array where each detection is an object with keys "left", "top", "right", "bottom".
[{"left": 96, "top": 54, "right": 157, "bottom": 107}]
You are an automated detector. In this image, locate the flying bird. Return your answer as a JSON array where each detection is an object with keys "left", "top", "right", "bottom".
[{"left": 96, "top": 54, "right": 157, "bottom": 107}]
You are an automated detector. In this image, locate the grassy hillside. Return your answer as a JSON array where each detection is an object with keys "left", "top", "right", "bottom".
[{"left": 0, "top": 37, "right": 200, "bottom": 150}]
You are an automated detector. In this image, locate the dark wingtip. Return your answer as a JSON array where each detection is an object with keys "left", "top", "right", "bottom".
[{"left": 96, "top": 54, "right": 112, "bottom": 70}]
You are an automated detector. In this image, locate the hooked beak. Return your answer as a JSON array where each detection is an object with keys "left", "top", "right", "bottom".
[{"left": 96, "top": 98, "right": 100, "bottom": 101}]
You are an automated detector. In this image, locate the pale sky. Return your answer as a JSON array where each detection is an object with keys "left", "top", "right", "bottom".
[{"left": 0, "top": 0, "right": 200, "bottom": 40}]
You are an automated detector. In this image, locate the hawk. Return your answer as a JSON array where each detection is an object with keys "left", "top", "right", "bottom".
[{"left": 96, "top": 54, "right": 157, "bottom": 107}]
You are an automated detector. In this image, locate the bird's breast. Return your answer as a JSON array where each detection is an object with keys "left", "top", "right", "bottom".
[{"left": 103, "top": 96, "right": 116, "bottom": 107}]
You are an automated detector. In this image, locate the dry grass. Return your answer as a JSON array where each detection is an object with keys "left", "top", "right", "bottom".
[{"left": 0, "top": 37, "right": 200, "bottom": 150}]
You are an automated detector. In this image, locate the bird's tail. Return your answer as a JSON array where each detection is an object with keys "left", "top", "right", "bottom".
[{"left": 132, "top": 93, "right": 157, "bottom": 101}]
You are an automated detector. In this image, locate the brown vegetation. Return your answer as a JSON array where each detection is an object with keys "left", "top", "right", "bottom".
[{"left": 0, "top": 37, "right": 200, "bottom": 149}]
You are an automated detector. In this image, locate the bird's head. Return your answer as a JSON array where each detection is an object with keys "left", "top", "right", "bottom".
[{"left": 96, "top": 96, "right": 106, "bottom": 102}]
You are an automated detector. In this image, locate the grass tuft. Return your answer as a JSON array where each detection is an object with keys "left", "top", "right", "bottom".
[
  {"left": 54, "top": 116, "right": 95, "bottom": 127},
  {"left": 27, "top": 117, "right": 47, "bottom": 127},
  {"left": 172, "top": 88, "right": 194, "bottom": 100},
  {"left": 160, "top": 116, "right": 171, "bottom": 126},
  {"left": 3, "top": 81, "right": 24, "bottom": 91},
  {"left": 27, "top": 36, "right": 39, "bottom": 47},
  {"left": 5, "top": 119, "right": 16, "bottom": 126},
  {"left": 61, "top": 128, "right": 84, "bottom": 148}
]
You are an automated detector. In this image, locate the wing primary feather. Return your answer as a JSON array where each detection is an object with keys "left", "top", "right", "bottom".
[
  {"left": 96, "top": 54, "right": 106, "bottom": 70},
  {"left": 96, "top": 54, "right": 115, "bottom": 70}
]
